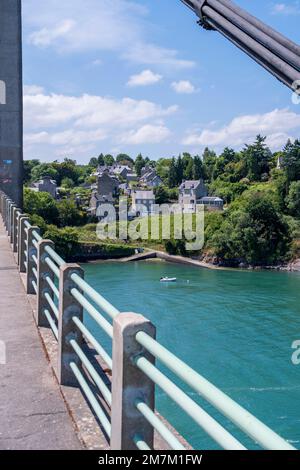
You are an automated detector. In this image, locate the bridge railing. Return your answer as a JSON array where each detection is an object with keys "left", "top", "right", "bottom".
[{"left": 0, "top": 191, "right": 296, "bottom": 450}]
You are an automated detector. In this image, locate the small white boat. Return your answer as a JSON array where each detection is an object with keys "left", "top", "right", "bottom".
[{"left": 160, "top": 277, "right": 177, "bottom": 283}]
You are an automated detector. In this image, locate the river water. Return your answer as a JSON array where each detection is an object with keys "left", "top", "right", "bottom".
[{"left": 83, "top": 260, "right": 300, "bottom": 450}]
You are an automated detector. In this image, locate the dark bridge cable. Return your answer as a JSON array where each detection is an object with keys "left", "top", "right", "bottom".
[
  {"left": 202, "top": 5, "right": 300, "bottom": 87},
  {"left": 180, "top": 0, "right": 300, "bottom": 91},
  {"left": 206, "top": 0, "right": 300, "bottom": 71},
  {"left": 217, "top": 0, "right": 300, "bottom": 57}
]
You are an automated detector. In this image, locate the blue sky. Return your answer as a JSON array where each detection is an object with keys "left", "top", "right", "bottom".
[{"left": 22, "top": 0, "right": 300, "bottom": 163}]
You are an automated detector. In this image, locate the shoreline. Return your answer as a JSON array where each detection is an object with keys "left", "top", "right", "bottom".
[{"left": 80, "top": 250, "right": 300, "bottom": 273}]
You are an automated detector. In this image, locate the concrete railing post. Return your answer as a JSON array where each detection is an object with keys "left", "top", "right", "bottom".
[
  {"left": 6, "top": 200, "right": 12, "bottom": 235},
  {"left": 0, "top": 192, "right": 3, "bottom": 215},
  {"left": 5, "top": 197, "right": 10, "bottom": 230},
  {"left": 58, "top": 264, "right": 84, "bottom": 386},
  {"left": 110, "top": 313, "right": 156, "bottom": 450},
  {"left": 26, "top": 226, "right": 40, "bottom": 295},
  {"left": 9, "top": 204, "right": 17, "bottom": 243},
  {"left": 12, "top": 208, "right": 21, "bottom": 252},
  {"left": 37, "top": 240, "right": 55, "bottom": 327},
  {"left": 16, "top": 212, "right": 24, "bottom": 263},
  {"left": 18, "top": 216, "right": 30, "bottom": 273}
]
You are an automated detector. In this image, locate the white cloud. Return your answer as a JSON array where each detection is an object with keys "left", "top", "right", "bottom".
[
  {"left": 23, "top": 85, "right": 45, "bottom": 95},
  {"left": 120, "top": 125, "right": 171, "bottom": 145},
  {"left": 123, "top": 43, "right": 195, "bottom": 70},
  {"left": 29, "top": 19, "right": 76, "bottom": 47},
  {"left": 127, "top": 70, "right": 163, "bottom": 87},
  {"left": 271, "top": 2, "right": 300, "bottom": 15},
  {"left": 23, "top": 88, "right": 178, "bottom": 159},
  {"left": 171, "top": 80, "right": 196, "bottom": 94},
  {"left": 24, "top": 0, "right": 195, "bottom": 69},
  {"left": 182, "top": 108, "right": 300, "bottom": 150}
]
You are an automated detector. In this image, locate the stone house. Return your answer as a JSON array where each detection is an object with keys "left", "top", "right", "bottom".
[
  {"left": 89, "top": 173, "right": 119, "bottom": 217},
  {"left": 132, "top": 190, "right": 155, "bottom": 217},
  {"left": 140, "top": 168, "right": 163, "bottom": 188},
  {"left": 178, "top": 180, "right": 207, "bottom": 213},
  {"left": 30, "top": 176, "right": 57, "bottom": 199}
]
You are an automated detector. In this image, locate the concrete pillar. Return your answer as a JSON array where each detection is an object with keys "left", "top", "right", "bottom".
[
  {"left": 58, "top": 264, "right": 84, "bottom": 387},
  {"left": 111, "top": 313, "right": 156, "bottom": 450},
  {"left": 26, "top": 226, "right": 40, "bottom": 295},
  {"left": 18, "top": 215, "right": 29, "bottom": 272},
  {"left": 0, "top": 0, "right": 23, "bottom": 208},
  {"left": 37, "top": 240, "right": 55, "bottom": 327}
]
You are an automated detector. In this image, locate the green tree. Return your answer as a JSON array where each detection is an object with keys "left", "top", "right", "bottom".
[
  {"left": 182, "top": 153, "right": 194, "bottom": 180},
  {"left": 116, "top": 154, "right": 133, "bottom": 165},
  {"left": 56, "top": 199, "right": 86, "bottom": 227},
  {"left": 242, "top": 135, "right": 272, "bottom": 182},
  {"left": 212, "top": 193, "right": 291, "bottom": 265},
  {"left": 97, "top": 153, "right": 105, "bottom": 166},
  {"left": 23, "top": 159, "right": 40, "bottom": 184},
  {"left": 52, "top": 159, "right": 80, "bottom": 186},
  {"left": 286, "top": 181, "right": 300, "bottom": 217},
  {"left": 193, "top": 156, "right": 205, "bottom": 180},
  {"left": 135, "top": 153, "right": 145, "bottom": 177},
  {"left": 154, "top": 185, "right": 169, "bottom": 204},
  {"left": 282, "top": 139, "right": 300, "bottom": 183},
  {"left": 24, "top": 188, "right": 59, "bottom": 225},
  {"left": 104, "top": 154, "right": 115, "bottom": 166},
  {"left": 168, "top": 158, "right": 178, "bottom": 188},
  {"left": 156, "top": 158, "right": 172, "bottom": 183},
  {"left": 31, "top": 163, "right": 58, "bottom": 182},
  {"left": 61, "top": 177, "right": 75, "bottom": 189},
  {"left": 89, "top": 157, "right": 98, "bottom": 168},
  {"left": 176, "top": 155, "right": 184, "bottom": 185},
  {"left": 203, "top": 148, "right": 217, "bottom": 182}
]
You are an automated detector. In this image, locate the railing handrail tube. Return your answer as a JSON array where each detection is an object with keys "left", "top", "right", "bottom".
[
  {"left": 71, "top": 273, "right": 120, "bottom": 320},
  {"left": 70, "top": 361, "right": 111, "bottom": 437},
  {"left": 70, "top": 339, "right": 112, "bottom": 406},
  {"left": 135, "top": 356, "right": 246, "bottom": 450},
  {"left": 72, "top": 316, "right": 112, "bottom": 370},
  {"left": 135, "top": 400, "right": 186, "bottom": 450},
  {"left": 70, "top": 287, "right": 113, "bottom": 339},
  {"left": 45, "top": 244, "right": 65, "bottom": 268},
  {"left": 136, "top": 331, "right": 295, "bottom": 450}
]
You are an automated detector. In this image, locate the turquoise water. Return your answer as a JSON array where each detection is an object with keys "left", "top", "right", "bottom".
[{"left": 83, "top": 260, "right": 300, "bottom": 450}]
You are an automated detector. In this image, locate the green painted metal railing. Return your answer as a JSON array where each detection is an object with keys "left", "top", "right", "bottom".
[{"left": 0, "top": 190, "right": 297, "bottom": 451}]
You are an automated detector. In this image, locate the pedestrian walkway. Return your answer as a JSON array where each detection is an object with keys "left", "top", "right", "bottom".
[{"left": 0, "top": 219, "right": 82, "bottom": 450}]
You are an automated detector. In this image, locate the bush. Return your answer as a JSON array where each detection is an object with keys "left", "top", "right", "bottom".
[
  {"left": 164, "top": 239, "right": 186, "bottom": 256},
  {"left": 24, "top": 188, "right": 59, "bottom": 225},
  {"left": 56, "top": 199, "right": 87, "bottom": 227},
  {"left": 211, "top": 192, "right": 291, "bottom": 265},
  {"left": 44, "top": 226, "right": 79, "bottom": 261}
]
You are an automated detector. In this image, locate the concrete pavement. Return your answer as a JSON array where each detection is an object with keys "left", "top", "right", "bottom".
[{"left": 0, "top": 219, "right": 82, "bottom": 450}]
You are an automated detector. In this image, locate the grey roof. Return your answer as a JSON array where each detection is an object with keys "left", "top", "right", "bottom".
[
  {"left": 200, "top": 197, "right": 223, "bottom": 202},
  {"left": 180, "top": 180, "right": 201, "bottom": 190}
]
